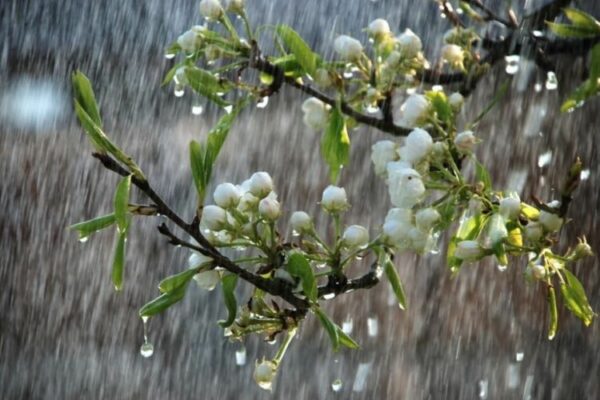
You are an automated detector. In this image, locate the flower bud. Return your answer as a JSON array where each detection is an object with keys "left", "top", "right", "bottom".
[
  {"left": 342, "top": 225, "right": 369, "bottom": 248},
  {"left": 290, "top": 211, "right": 313, "bottom": 234},
  {"left": 334, "top": 35, "right": 363, "bottom": 60},
  {"left": 487, "top": 214, "right": 508, "bottom": 246},
  {"left": 193, "top": 269, "right": 221, "bottom": 290},
  {"left": 524, "top": 222, "right": 543, "bottom": 241},
  {"left": 399, "top": 128, "right": 433, "bottom": 164},
  {"left": 321, "top": 185, "right": 349, "bottom": 213},
  {"left": 238, "top": 191, "right": 259, "bottom": 213},
  {"left": 213, "top": 182, "right": 242, "bottom": 208},
  {"left": 177, "top": 30, "right": 198, "bottom": 53},
  {"left": 441, "top": 44, "right": 464, "bottom": 66},
  {"left": 499, "top": 197, "right": 521, "bottom": 220},
  {"left": 174, "top": 67, "right": 189, "bottom": 85},
  {"left": 454, "top": 240, "right": 483, "bottom": 261},
  {"left": 454, "top": 130, "right": 478, "bottom": 153},
  {"left": 301, "top": 97, "right": 330, "bottom": 130},
  {"left": 398, "top": 94, "right": 430, "bottom": 128},
  {"left": 258, "top": 198, "right": 281, "bottom": 220},
  {"left": 448, "top": 92, "right": 464, "bottom": 111},
  {"left": 397, "top": 29, "right": 422, "bottom": 58},
  {"left": 528, "top": 262, "right": 546, "bottom": 280},
  {"left": 382, "top": 208, "right": 413, "bottom": 247},
  {"left": 249, "top": 171, "right": 274, "bottom": 198},
  {"left": 202, "top": 205, "right": 227, "bottom": 230},
  {"left": 539, "top": 210, "right": 563, "bottom": 232},
  {"left": 188, "top": 251, "right": 212, "bottom": 269},
  {"left": 388, "top": 167, "right": 425, "bottom": 208},
  {"left": 415, "top": 207, "right": 440, "bottom": 231},
  {"left": 409, "top": 226, "right": 431, "bottom": 252},
  {"left": 431, "top": 141, "right": 448, "bottom": 158},
  {"left": 199, "top": 0, "right": 224, "bottom": 19},
  {"left": 571, "top": 237, "right": 594, "bottom": 260},
  {"left": 367, "top": 19, "right": 391, "bottom": 41},
  {"left": 314, "top": 68, "right": 332, "bottom": 88},
  {"left": 254, "top": 359, "right": 277, "bottom": 391},
  {"left": 225, "top": 0, "right": 244, "bottom": 14},
  {"left": 371, "top": 140, "right": 399, "bottom": 176}
]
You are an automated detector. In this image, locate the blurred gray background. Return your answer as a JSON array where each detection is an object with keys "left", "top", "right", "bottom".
[{"left": 1, "top": 0, "right": 600, "bottom": 398}]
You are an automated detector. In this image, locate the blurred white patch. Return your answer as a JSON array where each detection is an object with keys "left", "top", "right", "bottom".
[
  {"left": 580, "top": 169, "right": 590, "bottom": 180},
  {"left": 506, "top": 170, "right": 528, "bottom": 193},
  {"left": 352, "top": 362, "right": 372, "bottom": 392},
  {"left": 538, "top": 151, "right": 552, "bottom": 168},
  {"left": 0, "top": 76, "right": 68, "bottom": 132}
]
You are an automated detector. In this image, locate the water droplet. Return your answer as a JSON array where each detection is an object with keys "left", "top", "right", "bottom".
[
  {"left": 342, "top": 319, "right": 353, "bottom": 334},
  {"left": 332, "top": 379, "right": 343, "bottom": 392},
  {"left": 78, "top": 236, "right": 89, "bottom": 243},
  {"left": 532, "top": 30, "right": 544, "bottom": 38},
  {"left": 497, "top": 264, "right": 507, "bottom": 272},
  {"left": 291, "top": 229, "right": 300, "bottom": 237},
  {"left": 432, "top": 85, "right": 443, "bottom": 92},
  {"left": 140, "top": 342, "right": 154, "bottom": 358},
  {"left": 478, "top": 379, "right": 488, "bottom": 398},
  {"left": 364, "top": 104, "right": 379, "bottom": 114},
  {"left": 224, "top": 105, "right": 233, "bottom": 114},
  {"left": 192, "top": 105, "right": 204, "bottom": 115},
  {"left": 537, "top": 150, "right": 552, "bottom": 168},
  {"left": 367, "top": 317, "right": 378, "bottom": 337},
  {"left": 256, "top": 97, "right": 269, "bottom": 109},
  {"left": 343, "top": 70, "right": 353, "bottom": 79},
  {"left": 352, "top": 362, "right": 372, "bottom": 392},
  {"left": 141, "top": 316, "right": 149, "bottom": 324},
  {"left": 323, "top": 293, "right": 336, "bottom": 300},
  {"left": 580, "top": 169, "right": 590, "bottom": 180},
  {"left": 545, "top": 71, "right": 558, "bottom": 90},
  {"left": 534, "top": 83, "right": 542, "bottom": 92},
  {"left": 267, "top": 338, "right": 277, "bottom": 345},
  {"left": 506, "top": 363, "right": 520, "bottom": 388},
  {"left": 504, "top": 55, "right": 520, "bottom": 75},
  {"left": 235, "top": 347, "right": 247, "bottom": 366},
  {"left": 174, "top": 85, "right": 185, "bottom": 97},
  {"left": 516, "top": 352, "right": 524, "bottom": 362},
  {"left": 165, "top": 53, "right": 176, "bottom": 59}
]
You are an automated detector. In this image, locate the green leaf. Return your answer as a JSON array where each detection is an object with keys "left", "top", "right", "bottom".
[
  {"left": 426, "top": 91, "right": 453, "bottom": 125},
  {"left": 185, "top": 67, "right": 231, "bottom": 107},
  {"left": 218, "top": 274, "right": 238, "bottom": 328},
  {"left": 321, "top": 107, "right": 350, "bottom": 183},
  {"left": 286, "top": 252, "right": 317, "bottom": 303},
  {"left": 383, "top": 257, "right": 408, "bottom": 310},
  {"left": 547, "top": 285, "right": 558, "bottom": 340},
  {"left": 563, "top": 8, "right": 600, "bottom": 33},
  {"left": 473, "top": 159, "right": 492, "bottom": 191},
  {"left": 546, "top": 22, "right": 600, "bottom": 38},
  {"left": 158, "top": 268, "right": 199, "bottom": 294},
  {"left": 447, "top": 214, "right": 486, "bottom": 273},
  {"left": 114, "top": 175, "right": 132, "bottom": 234},
  {"left": 72, "top": 71, "right": 103, "bottom": 128},
  {"left": 314, "top": 307, "right": 340, "bottom": 351},
  {"left": 139, "top": 285, "right": 187, "bottom": 317},
  {"left": 189, "top": 140, "right": 207, "bottom": 200},
  {"left": 560, "top": 269, "right": 595, "bottom": 326},
  {"left": 161, "top": 60, "right": 187, "bottom": 86},
  {"left": 337, "top": 328, "right": 360, "bottom": 349},
  {"left": 112, "top": 231, "right": 126, "bottom": 291},
  {"left": 561, "top": 43, "right": 600, "bottom": 112},
  {"left": 69, "top": 213, "right": 116, "bottom": 240},
  {"left": 276, "top": 25, "right": 318, "bottom": 76}
]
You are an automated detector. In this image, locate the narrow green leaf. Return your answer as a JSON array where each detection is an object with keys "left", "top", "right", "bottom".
[
  {"left": 158, "top": 268, "right": 199, "bottom": 294},
  {"left": 189, "top": 140, "right": 207, "bottom": 200},
  {"left": 547, "top": 285, "right": 558, "bottom": 340},
  {"left": 314, "top": 307, "right": 340, "bottom": 351},
  {"left": 218, "top": 274, "right": 238, "bottom": 328},
  {"left": 560, "top": 269, "right": 595, "bottom": 326},
  {"left": 139, "top": 285, "right": 187, "bottom": 317},
  {"left": 69, "top": 213, "right": 116, "bottom": 240},
  {"left": 286, "top": 252, "right": 317, "bottom": 303},
  {"left": 561, "top": 44, "right": 600, "bottom": 112},
  {"left": 114, "top": 175, "right": 132, "bottom": 234},
  {"left": 337, "top": 328, "right": 360, "bottom": 349},
  {"left": 589, "top": 43, "right": 600, "bottom": 80},
  {"left": 383, "top": 258, "right": 408, "bottom": 310},
  {"left": 185, "top": 67, "right": 231, "bottom": 107},
  {"left": 321, "top": 107, "right": 350, "bottom": 183},
  {"left": 276, "top": 25, "right": 318, "bottom": 76},
  {"left": 112, "top": 231, "right": 126, "bottom": 291},
  {"left": 470, "top": 81, "right": 509, "bottom": 127},
  {"left": 563, "top": 8, "right": 600, "bottom": 33},
  {"left": 72, "top": 71, "right": 103, "bottom": 127},
  {"left": 474, "top": 159, "right": 492, "bottom": 191},
  {"left": 546, "top": 22, "right": 599, "bottom": 38}
]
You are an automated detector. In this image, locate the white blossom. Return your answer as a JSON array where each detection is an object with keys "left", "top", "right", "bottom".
[
  {"left": 454, "top": 130, "right": 478, "bottom": 153},
  {"left": 415, "top": 207, "right": 440, "bottom": 231},
  {"left": 528, "top": 262, "right": 546, "bottom": 280},
  {"left": 396, "top": 29, "right": 422, "bottom": 58},
  {"left": 342, "top": 225, "right": 370, "bottom": 248},
  {"left": 199, "top": 0, "right": 224, "bottom": 19},
  {"left": 193, "top": 269, "right": 221, "bottom": 290},
  {"left": 499, "top": 197, "right": 521, "bottom": 220},
  {"left": 202, "top": 205, "right": 227, "bottom": 230},
  {"left": 301, "top": 97, "right": 330, "bottom": 130},
  {"left": 371, "top": 140, "right": 399, "bottom": 176},
  {"left": 367, "top": 19, "right": 391, "bottom": 40},
  {"left": 290, "top": 211, "right": 313, "bottom": 234},
  {"left": 441, "top": 44, "right": 464, "bottom": 66},
  {"left": 249, "top": 171, "right": 274, "bottom": 198},
  {"left": 524, "top": 222, "right": 543, "bottom": 241},
  {"left": 321, "top": 185, "right": 349, "bottom": 213},
  {"left": 382, "top": 208, "right": 413, "bottom": 247},
  {"left": 213, "top": 182, "right": 242, "bottom": 208},
  {"left": 314, "top": 68, "right": 331, "bottom": 88},
  {"left": 177, "top": 30, "right": 198, "bottom": 53},
  {"left": 408, "top": 226, "right": 431, "bottom": 252},
  {"left": 334, "top": 35, "right": 363, "bottom": 60},
  {"left": 487, "top": 214, "right": 508, "bottom": 246},
  {"left": 388, "top": 167, "right": 425, "bottom": 208},
  {"left": 454, "top": 240, "right": 483, "bottom": 261},
  {"left": 539, "top": 210, "right": 563, "bottom": 232},
  {"left": 258, "top": 198, "right": 281, "bottom": 220},
  {"left": 398, "top": 128, "right": 433, "bottom": 164},
  {"left": 448, "top": 92, "right": 464, "bottom": 110},
  {"left": 188, "top": 251, "right": 212, "bottom": 269},
  {"left": 398, "top": 94, "right": 430, "bottom": 128}
]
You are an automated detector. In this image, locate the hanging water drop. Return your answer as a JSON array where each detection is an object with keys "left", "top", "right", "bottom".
[
  {"left": 331, "top": 379, "right": 343, "bottom": 392},
  {"left": 224, "top": 105, "right": 234, "bottom": 114},
  {"left": 323, "top": 293, "right": 336, "bottom": 300},
  {"left": 174, "top": 84, "right": 185, "bottom": 97},
  {"left": 545, "top": 71, "right": 558, "bottom": 90},
  {"left": 192, "top": 105, "right": 204, "bottom": 115},
  {"left": 367, "top": 317, "right": 378, "bottom": 337},
  {"left": 165, "top": 53, "right": 176, "bottom": 60},
  {"left": 504, "top": 55, "right": 520, "bottom": 75},
  {"left": 534, "top": 83, "right": 542, "bottom": 92},
  {"left": 497, "top": 264, "right": 507, "bottom": 272},
  {"left": 256, "top": 97, "right": 269, "bottom": 109},
  {"left": 478, "top": 379, "right": 488, "bottom": 398},
  {"left": 516, "top": 352, "right": 524, "bottom": 362},
  {"left": 580, "top": 169, "right": 590, "bottom": 180},
  {"left": 235, "top": 347, "right": 247, "bottom": 366},
  {"left": 78, "top": 236, "right": 89, "bottom": 243},
  {"left": 342, "top": 318, "right": 353, "bottom": 334},
  {"left": 140, "top": 342, "right": 154, "bottom": 358}
]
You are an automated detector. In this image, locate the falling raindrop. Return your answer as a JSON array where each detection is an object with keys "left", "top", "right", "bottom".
[
  {"left": 140, "top": 342, "right": 154, "bottom": 358},
  {"left": 504, "top": 55, "right": 520, "bottom": 75},
  {"left": 580, "top": 169, "right": 590, "bottom": 180},
  {"left": 78, "top": 236, "right": 89, "bottom": 243},
  {"left": 192, "top": 105, "right": 204, "bottom": 115},
  {"left": 352, "top": 362, "right": 372, "bottom": 392},
  {"left": 506, "top": 363, "right": 520, "bottom": 388},
  {"left": 342, "top": 318, "right": 353, "bottom": 334},
  {"left": 545, "top": 72, "right": 558, "bottom": 90},
  {"left": 537, "top": 150, "right": 552, "bottom": 168},
  {"left": 323, "top": 293, "right": 336, "bottom": 300},
  {"left": 235, "top": 347, "right": 247, "bottom": 366},
  {"left": 174, "top": 85, "right": 185, "bottom": 97},
  {"left": 367, "top": 317, "right": 378, "bottom": 337},
  {"left": 478, "top": 379, "right": 489, "bottom": 398},
  {"left": 256, "top": 97, "right": 269, "bottom": 108},
  {"left": 331, "top": 379, "right": 343, "bottom": 392},
  {"left": 497, "top": 264, "right": 507, "bottom": 272},
  {"left": 516, "top": 352, "right": 524, "bottom": 362},
  {"left": 534, "top": 83, "right": 542, "bottom": 92}
]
